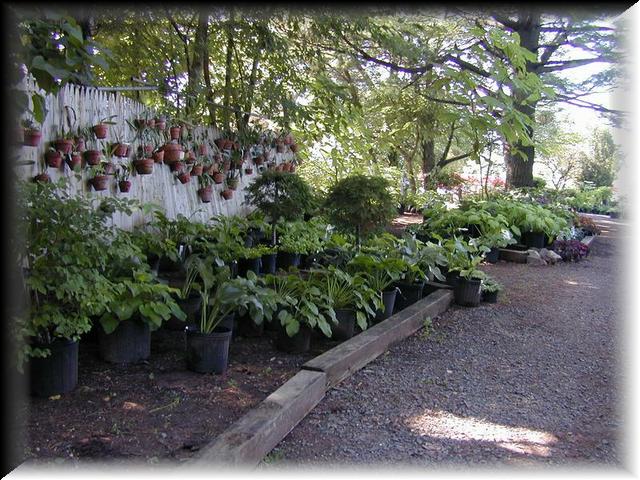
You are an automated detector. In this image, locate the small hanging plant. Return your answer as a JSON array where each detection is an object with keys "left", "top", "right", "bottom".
[
  {"left": 92, "top": 115, "right": 118, "bottom": 139},
  {"left": 21, "top": 119, "right": 42, "bottom": 147},
  {"left": 115, "top": 163, "right": 132, "bottom": 193},
  {"left": 197, "top": 174, "right": 215, "bottom": 203},
  {"left": 44, "top": 147, "right": 63, "bottom": 168},
  {"left": 87, "top": 164, "right": 111, "bottom": 191}
]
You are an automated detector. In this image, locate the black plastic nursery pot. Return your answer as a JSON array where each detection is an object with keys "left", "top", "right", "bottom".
[
  {"left": 275, "top": 324, "right": 312, "bottom": 354},
  {"left": 393, "top": 282, "right": 424, "bottom": 313},
  {"left": 261, "top": 253, "right": 277, "bottom": 275},
  {"left": 332, "top": 308, "right": 357, "bottom": 341},
  {"left": 446, "top": 271, "right": 461, "bottom": 287},
  {"left": 185, "top": 327, "right": 233, "bottom": 374},
  {"left": 300, "top": 253, "right": 318, "bottom": 269},
  {"left": 235, "top": 313, "right": 264, "bottom": 338},
  {"left": 228, "top": 260, "right": 238, "bottom": 278},
  {"left": 485, "top": 247, "right": 500, "bottom": 264},
  {"left": 248, "top": 228, "right": 266, "bottom": 244},
  {"left": 98, "top": 319, "right": 151, "bottom": 364},
  {"left": 218, "top": 313, "right": 235, "bottom": 335},
  {"left": 522, "top": 231, "right": 546, "bottom": 249},
  {"left": 276, "top": 251, "right": 301, "bottom": 270},
  {"left": 482, "top": 290, "right": 499, "bottom": 304},
  {"left": 454, "top": 277, "right": 482, "bottom": 307},
  {"left": 237, "top": 257, "right": 261, "bottom": 277},
  {"left": 464, "top": 224, "right": 482, "bottom": 238},
  {"left": 374, "top": 289, "right": 397, "bottom": 323},
  {"left": 29, "top": 338, "right": 79, "bottom": 397}
]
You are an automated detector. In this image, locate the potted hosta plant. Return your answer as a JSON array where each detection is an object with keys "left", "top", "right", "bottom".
[
  {"left": 265, "top": 274, "right": 337, "bottom": 353},
  {"left": 481, "top": 277, "right": 502, "bottom": 303},
  {"left": 310, "top": 266, "right": 381, "bottom": 340},
  {"left": 347, "top": 254, "right": 406, "bottom": 323},
  {"left": 446, "top": 238, "right": 488, "bottom": 307},
  {"left": 233, "top": 272, "right": 280, "bottom": 338},
  {"left": 97, "top": 270, "right": 186, "bottom": 363},
  {"left": 186, "top": 269, "right": 271, "bottom": 374}
]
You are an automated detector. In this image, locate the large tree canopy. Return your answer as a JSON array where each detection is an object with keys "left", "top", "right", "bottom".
[{"left": 9, "top": 5, "right": 628, "bottom": 191}]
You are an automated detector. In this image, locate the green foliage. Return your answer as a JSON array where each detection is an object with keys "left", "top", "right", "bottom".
[
  {"left": 309, "top": 265, "right": 382, "bottom": 331},
  {"left": 347, "top": 253, "right": 406, "bottom": 293},
  {"left": 277, "top": 218, "right": 328, "bottom": 255},
  {"left": 264, "top": 274, "right": 338, "bottom": 338},
  {"left": 245, "top": 171, "right": 314, "bottom": 223},
  {"left": 481, "top": 276, "right": 503, "bottom": 293},
  {"left": 323, "top": 175, "right": 397, "bottom": 245},
  {"left": 12, "top": 178, "right": 154, "bottom": 370},
  {"left": 578, "top": 129, "right": 619, "bottom": 187}
]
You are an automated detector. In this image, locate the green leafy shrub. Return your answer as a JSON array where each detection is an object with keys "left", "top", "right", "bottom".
[{"left": 324, "top": 175, "right": 397, "bottom": 246}]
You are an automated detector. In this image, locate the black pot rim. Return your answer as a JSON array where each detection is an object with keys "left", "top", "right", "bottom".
[{"left": 186, "top": 326, "right": 232, "bottom": 337}]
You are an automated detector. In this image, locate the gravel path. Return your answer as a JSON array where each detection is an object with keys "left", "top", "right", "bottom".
[{"left": 265, "top": 215, "right": 625, "bottom": 468}]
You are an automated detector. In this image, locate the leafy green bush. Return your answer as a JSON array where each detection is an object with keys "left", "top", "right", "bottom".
[
  {"left": 245, "top": 171, "right": 315, "bottom": 244},
  {"left": 324, "top": 175, "right": 397, "bottom": 245}
]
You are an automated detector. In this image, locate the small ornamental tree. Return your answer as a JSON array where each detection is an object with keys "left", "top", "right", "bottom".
[
  {"left": 324, "top": 175, "right": 397, "bottom": 246},
  {"left": 244, "top": 170, "right": 314, "bottom": 245}
]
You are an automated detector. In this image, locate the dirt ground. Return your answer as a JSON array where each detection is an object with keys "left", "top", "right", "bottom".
[
  {"left": 21, "top": 324, "right": 342, "bottom": 466},
  {"left": 267, "top": 215, "right": 625, "bottom": 467}
]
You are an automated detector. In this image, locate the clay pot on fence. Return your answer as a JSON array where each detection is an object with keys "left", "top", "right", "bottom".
[
  {"left": 134, "top": 158, "right": 154, "bottom": 175},
  {"left": 23, "top": 129, "right": 42, "bottom": 147},
  {"left": 45, "top": 151, "right": 63, "bottom": 168},
  {"left": 152, "top": 150, "right": 165, "bottom": 163},
  {"left": 54, "top": 139, "right": 74, "bottom": 155},
  {"left": 163, "top": 143, "right": 183, "bottom": 164},
  {"left": 84, "top": 150, "right": 101, "bottom": 166},
  {"left": 198, "top": 186, "right": 213, "bottom": 203},
  {"left": 66, "top": 153, "right": 83, "bottom": 170},
  {"left": 118, "top": 180, "right": 132, "bottom": 193},
  {"left": 213, "top": 172, "right": 225, "bottom": 184},
  {"left": 191, "top": 164, "right": 204, "bottom": 177},
  {"left": 221, "top": 189, "right": 234, "bottom": 200},
  {"left": 178, "top": 172, "right": 191, "bottom": 184},
  {"left": 93, "top": 124, "right": 108, "bottom": 139},
  {"left": 89, "top": 175, "right": 110, "bottom": 191}
]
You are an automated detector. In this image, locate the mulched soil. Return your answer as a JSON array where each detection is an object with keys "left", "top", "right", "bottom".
[
  {"left": 20, "top": 322, "right": 344, "bottom": 466},
  {"left": 266, "top": 215, "right": 624, "bottom": 467}
]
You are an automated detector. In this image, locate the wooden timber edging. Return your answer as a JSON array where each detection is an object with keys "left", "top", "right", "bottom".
[
  {"left": 581, "top": 235, "right": 596, "bottom": 247},
  {"left": 184, "top": 289, "right": 453, "bottom": 468}
]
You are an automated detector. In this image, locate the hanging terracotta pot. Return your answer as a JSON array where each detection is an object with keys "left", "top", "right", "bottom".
[
  {"left": 170, "top": 126, "right": 181, "bottom": 140},
  {"left": 84, "top": 149, "right": 101, "bottom": 166},
  {"left": 134, "top": 158, "right": 154, "bottom": 175},
  {"left": 191, "top": 164, "right": 203, "bottom": 176},
  {"left": 112, "top": 143, "right": 127, "bottom": 157},
  {"left": 93, "top": 124, "right": 108, "bottom": 139},
  {"left": 213, "top": 172, "right": 225, "bottom": 184},
  {"left": 90, "top": 175, "right": 110, "bottom": 191},
  {"left": 119, "top": 180, "right": 132, "bottom": 193},
  {"left": 163, "top": 143, "right": 183, "bottom": 163},
  {"left": 221, "top": 189, "right": 233, "bottom": 200},
  {"left": 102, "top": 162, "right": 116, "bottom": 175},
  {"left": 178, "top": 172, "right": 191, "bottom": 184},
  {"left": 171, "top": 161, "right": 185, "bottom": 173},
  {"left": 34, "top": 172, "right": 51, "bottom": 183},
  {"left": 23, "top": 129, "right": 42, "bottom": 147},
  {"left": 45, "top": 150, "right": 63, "bottom": 168},
  {"left": 198, "top": 185, "right": 213, "bottom": 203},
  {"left": 152, "top": 150, "right": 165, "bottom": 163},
  {"left": 66, "top": 153, "right": 83, "bottom": 170},
  {"left": 74, "top": 137, "right": 86, "bottom": 152},
  {"left": 146, "top": 118, "right": 155, "bottom": 129},
  {"left": 55, "top": 139, "right": 74, "bottom": 155}
]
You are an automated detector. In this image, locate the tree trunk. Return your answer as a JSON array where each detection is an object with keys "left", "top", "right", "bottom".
[
  {"left": 505, "top": 10, "right": 540, "bottom": 188},
  {"left": 186, "top": 12, "right": 208, "bottom": 117},
  {"left": 421, "top": 138, "right": 436, "bottom": 189},
  {"left": 222, "top": 17, "right": 234, "bottom": 131}
]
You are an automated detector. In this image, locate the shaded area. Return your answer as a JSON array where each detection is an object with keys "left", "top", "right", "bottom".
[
  {"left": 268, "top": 217, "right": 623, "bottom": 467},
  {"left": 21, "top": 327, "right": 344, "bottom": 464}
]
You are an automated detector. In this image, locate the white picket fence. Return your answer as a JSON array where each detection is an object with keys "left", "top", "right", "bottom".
[{"left": 16, "top": 77, "right": 294, "bottom": 230}]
